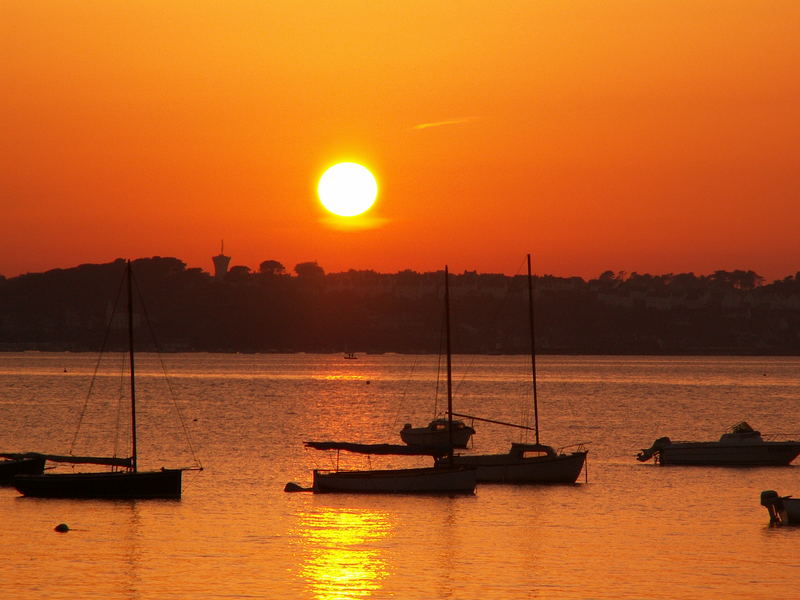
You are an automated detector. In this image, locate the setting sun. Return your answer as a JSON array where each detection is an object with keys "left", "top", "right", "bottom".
[{"left": 317, "top": 163, "right": 378, "bottom": 217}]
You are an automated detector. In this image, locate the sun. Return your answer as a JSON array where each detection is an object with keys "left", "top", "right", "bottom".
[{"left": 317, "top": 162, "right": 378, "bottom": 217}]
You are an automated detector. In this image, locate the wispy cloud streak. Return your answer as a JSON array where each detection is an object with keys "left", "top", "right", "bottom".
[{"left": 412, "top": 116, "right": 478, "bottom": 130}]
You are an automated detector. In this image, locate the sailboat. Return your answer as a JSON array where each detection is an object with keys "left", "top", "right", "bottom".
[
  {"left": 302, "top": 266, "right": 476, "bottom": 494},
  {"left": 442, "top": 254, "right": 588, "bottom": 484},
  {"left": 14, "top": 260, "right": 194, "bottom": 499}
]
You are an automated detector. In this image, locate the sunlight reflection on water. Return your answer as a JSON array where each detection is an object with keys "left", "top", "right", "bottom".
[{"left": 293, "top": 508, "right": 391, "bottom": 599}]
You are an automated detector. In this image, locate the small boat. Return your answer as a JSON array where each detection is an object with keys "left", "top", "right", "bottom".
[
  {"left": 343, "top": 352, "right": 357, "bottom": 360},
  {"left": 14, "top": 260, "right": 199, "bottom": 499},
  {"left": 303, "top": 441, "right": 475, "bottom": 494},
  {"left": 400, "top": 418, "right": 475, "bottom": 449},
  {"left": 637, "top": 422, "right": 800, "bottom": 466},
  {"left": 445, "top": 255, "right": 588, "bottom": 484},
  {"left": 761, "top": 490, "right": 800, "bottom": 526},
  {"left": 0, "top": 455, "right": 46, "bottom": 485}
]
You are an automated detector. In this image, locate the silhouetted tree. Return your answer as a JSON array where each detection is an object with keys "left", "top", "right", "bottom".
[
  {"left": 227, "top": 265, "right": 252, "bottom": 282},
  {"left": 259, "top": 260, "right": 285, "bottom": 276},
  {"left": 731, "top": 269, "right": 763, "bottom": 290},
  {"left": 294, "top": 261, "right": 325, "bottom": 279}
]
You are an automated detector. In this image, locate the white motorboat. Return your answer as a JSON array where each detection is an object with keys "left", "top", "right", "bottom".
[{"left": 637, "top": 422, "right": 800, "bottom": 466}]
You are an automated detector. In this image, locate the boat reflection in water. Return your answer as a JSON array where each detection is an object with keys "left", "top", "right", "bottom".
[{"left": 293, "top": 507, "right": 391, "bottom": 600}]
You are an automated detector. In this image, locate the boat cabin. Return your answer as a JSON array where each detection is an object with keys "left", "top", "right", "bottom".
[{"left": 509, "top": 443, "right": 557, "bottom": 459}]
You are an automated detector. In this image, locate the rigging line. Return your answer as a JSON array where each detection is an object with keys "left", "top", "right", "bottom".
[
  {"left": 69, "top": 266, "right": 127, "bottom": 455},
  {"left": 450, "top": 256, "right": 529, "bottom": 414},
  {"left": 132, "top": 269, "right": 203, "bottom": 470},
  {"left": 388, "top": 356, "right": 419, "bottom": 432},
  {"left": 447, "top": 296, "right": 477, "bottom": 401}
]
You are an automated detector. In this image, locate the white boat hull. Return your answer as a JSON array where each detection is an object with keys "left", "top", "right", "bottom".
[
  {"left": 312, "top": 466, "right": 476, "bottom": 494},
  {"left": 448, "top": 450, "right": 587, "bottom": 484}
]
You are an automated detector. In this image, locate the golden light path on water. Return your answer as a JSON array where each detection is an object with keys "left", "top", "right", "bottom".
[{"left": 293, "top": 508, "right": 391, "bottom": 600}]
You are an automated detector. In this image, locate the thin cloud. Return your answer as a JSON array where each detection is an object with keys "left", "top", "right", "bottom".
[{"left": 412, "top": 116, "right": 478, "bottom": 130}]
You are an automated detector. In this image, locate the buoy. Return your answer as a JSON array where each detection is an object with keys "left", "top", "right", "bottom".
[{"left": 54, "top": 523, "right": 70, "bottom": 533}]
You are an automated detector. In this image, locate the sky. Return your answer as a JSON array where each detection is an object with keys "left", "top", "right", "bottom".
[{"left": 2, "top": 1, "right": 799, "bottom": 281}]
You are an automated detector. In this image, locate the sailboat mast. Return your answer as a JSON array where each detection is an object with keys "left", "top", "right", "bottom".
[
  {"left": 444, "top": 265, "right": 454, "bottom": 461},
  {"left": 527, "top": 254, "right": 540, "bottom": 445},
  {"left": 127, "top": 260, "right": 138, "bottom": 472}
]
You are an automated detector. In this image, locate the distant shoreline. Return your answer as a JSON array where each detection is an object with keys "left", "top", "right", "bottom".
[{"left": 2, "top": 348, "right": 798, "bottom": 357}]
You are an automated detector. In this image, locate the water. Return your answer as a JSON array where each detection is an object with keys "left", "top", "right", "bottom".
[{"left": 1, "top": 353, "right": 799, "bottom": 599}]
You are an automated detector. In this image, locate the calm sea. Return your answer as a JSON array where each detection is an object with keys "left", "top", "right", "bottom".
[{"left": 1, "top": 353, "right": 799, "bottom": 600}]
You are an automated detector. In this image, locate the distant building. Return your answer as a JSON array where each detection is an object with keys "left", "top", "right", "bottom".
[{"left": 212, "top": 241, "right": 231, "bottom": 280}]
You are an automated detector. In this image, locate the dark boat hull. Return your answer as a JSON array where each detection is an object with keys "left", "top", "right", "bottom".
[
  {"left": 14, "top": 469, "right": 183, "bottom": 499},
  {"left": 0, "top": 456, "right": 46, "bottom": 485},
  {"left": 646, "top": 442, "right": 800, "bottom": 466},
  {"left": 312, "top": 465, "right": 476, "bottom": 494},
  {"left": 448, "top": 450, "right": 587, "bottom": 484}
]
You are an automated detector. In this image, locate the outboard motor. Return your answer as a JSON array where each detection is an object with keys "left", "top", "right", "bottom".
[
  {"left": 760, "top": 490, "right": 786, "bottom": 525},
  {"left": 636, "top": 437, "right": 671, "bottom": 462}
]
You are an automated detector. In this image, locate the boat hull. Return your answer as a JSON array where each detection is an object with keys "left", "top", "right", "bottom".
[
  {"left": 782, "top": 498, "right": 800, "bottom": 524},
  {"left": 0, "top": 456, "right": 46, "bottom": 485},
  {"left": 312, "top": 466, "right": 476, "bottom": 494},
  {"left": 448, "top": 451, "right": 587, "bottom": 484},
  {"left": 657, "top": 442, "right": 800, "bottom": 466},
  {"left": 14, "top": 469, "right": 183, "bottom": 499}
]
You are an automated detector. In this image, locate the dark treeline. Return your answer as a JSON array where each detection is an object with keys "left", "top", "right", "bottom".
[{"left": 1, "top": 257, "right": 799, "bottom": 355}]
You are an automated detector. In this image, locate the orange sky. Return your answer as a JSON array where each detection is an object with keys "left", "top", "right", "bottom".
[{"left": 2, "top": 1, "right": 798, "bottom": 280}]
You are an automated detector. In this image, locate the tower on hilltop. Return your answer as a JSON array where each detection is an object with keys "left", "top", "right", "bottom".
[{"left": 212, "top": 241, "right": 231, "bottom": 280}]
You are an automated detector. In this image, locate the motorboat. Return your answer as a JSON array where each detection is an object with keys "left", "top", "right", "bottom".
[
  {"left": 400, "top": 419, "right": 475, "bottom": 449},
  {"left": 637, "top": 422, "right": 800, "bottom": 466}
]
